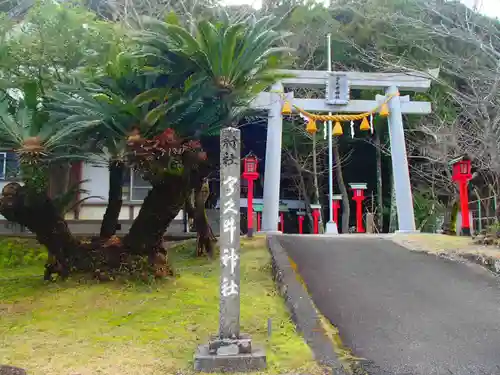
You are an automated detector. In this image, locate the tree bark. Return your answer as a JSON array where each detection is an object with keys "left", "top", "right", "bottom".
[
  {"left": 311, "top": 133, "right": 324, "bottom": 233},
  {"left": 374, "top": 133, "right": 384, "bottom": 232},
  {"left": 100, "top": 161, "right": 125, "bottom": 239},
  {"left": 188, "top": 179, "right": 216, "bottom": 257},
  {"left": 0, "top": 182, "right": 79, "bottom": 279},
  {"left": 123, "top": 173, "right": 190, "bottom": 255},
  {"left": 333, "top": 140, "right": 350, "bottom": 233}
]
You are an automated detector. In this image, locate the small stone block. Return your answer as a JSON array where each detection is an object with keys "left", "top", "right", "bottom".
[
  {"left": 194, "top": 344, "right": 266, "bottom": 372},
  {"left": 237, "top": 338, "right": 252, "bottom": 354},
  {"left": 217, "top": 344, "right": 239, "bottom": 356}
]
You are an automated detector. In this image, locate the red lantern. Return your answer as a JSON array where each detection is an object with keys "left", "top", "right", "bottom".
[
  {"left": 242, "top": 153, "right": 259, "bottom": 237},
  {"left": 450, "top": 155, "right": 473, "bottom": 235},
  {"left": 349, "top": 183, "right": 367, "bottom": 233},
  {"left": 452, "top": 159, "right": 472, "bottom": 182},
  {"left": 243, "top": 154, "right": 259, "bottom": 179}
]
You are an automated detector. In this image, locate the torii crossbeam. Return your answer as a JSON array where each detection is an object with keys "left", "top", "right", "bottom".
[{"left": 250, "top": 69, "right": 436, "bottom": 233}]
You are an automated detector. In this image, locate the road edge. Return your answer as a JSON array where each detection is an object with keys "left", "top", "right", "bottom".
[
  {"left": 390, "top": 236, "right": 500, "bottom": 277},
  {"left": 266, "top": 235, "right": 347, "bottom": 375}
]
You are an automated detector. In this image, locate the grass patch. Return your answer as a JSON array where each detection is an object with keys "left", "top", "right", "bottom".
[{"left": 0, "top": 236, "right": 323, "bottom": 375}]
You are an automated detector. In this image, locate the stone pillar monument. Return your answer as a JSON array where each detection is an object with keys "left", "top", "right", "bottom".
[{"left": 194, "top": 127, "right": 266, "bottom": 372}]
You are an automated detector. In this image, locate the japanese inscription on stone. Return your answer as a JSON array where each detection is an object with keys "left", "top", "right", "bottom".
[{"left": 219, "top": 127, "right": 241, "bottom": 339}]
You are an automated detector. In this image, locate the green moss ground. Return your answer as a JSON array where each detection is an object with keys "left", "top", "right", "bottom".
[{"left": 0, "top": 236, "right": 323, "bottom": 375}]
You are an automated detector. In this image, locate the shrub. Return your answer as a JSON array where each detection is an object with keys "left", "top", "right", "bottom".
[{"left": 0, "top": 237, "right": 47, "bottom": 268}]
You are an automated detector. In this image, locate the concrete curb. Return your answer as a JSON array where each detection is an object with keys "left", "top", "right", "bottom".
[{"left": 266, "top": 235, "right": 347, "bottom": 375}]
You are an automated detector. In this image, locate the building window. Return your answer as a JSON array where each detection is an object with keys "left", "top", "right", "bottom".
[
  {"left": 130, "top": 169, "right": 152, "bottom": 201},
  {"left": 0, "top": 152, "right": 20, "bottom": 180}
]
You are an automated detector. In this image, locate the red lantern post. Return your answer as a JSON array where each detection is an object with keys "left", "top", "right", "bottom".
[
  {"left": 311, "top": 204, "right": 321, "bottom": 234},
  {"left": 297, "top": 211, "right": 305, "bottom": 234},
  {"left": 349, "top": 183, "right": 367, "bottom": 233},
  {"left": 254, "top": 204, "right": 263, "bottom": 233},
  {"left": 242, "top": 154, "right": 259, "bottom": 237},
  {"left": 332, "top": 194, "right": 342, "bottom": 227},
  {"left": 278, "top": 204, "right": 288, "bottom": 233},
  {"left": 451, "top": 155, "right": 473, "bottom": 236}
]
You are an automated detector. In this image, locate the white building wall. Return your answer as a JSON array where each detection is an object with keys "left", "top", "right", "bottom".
[
  {"left": 81, "top": 160, "right": 108, "bottom": 203},
  {"left": 0, "top": 162, "right": 185, "bottom": 223}
]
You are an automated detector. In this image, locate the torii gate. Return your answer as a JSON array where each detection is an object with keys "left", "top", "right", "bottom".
[{"left": 250, "top": 69, "right": 437, "bottom": 233}]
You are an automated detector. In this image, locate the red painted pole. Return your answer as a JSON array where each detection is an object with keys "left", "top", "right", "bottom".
[
  {"left": 257, "top": 213, "right": 261, "bottom": 232},
  {"left": 459, "top": 181, "right": 470, "bottom": 233},
  {"left": 298, "top": 216, "right": 304, "bottom": 234},
  {"left": 332, "top": 200, "right": 339, "bottom": 225},
  {"left": 280, "top": 212, "right": 284, "bottom": 232},
  {"left": 356, "top": 199, "right": 364, "bottom": 233},
  {"left": 312, "top": 210, "right": 319, "bottom": 234},
  {"left": 247, "top": 178, "right": 254, "bottom": 237}
]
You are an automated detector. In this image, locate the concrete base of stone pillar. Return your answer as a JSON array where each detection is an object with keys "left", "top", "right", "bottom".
[
  {"left": 325, "top": 221, "right": 338, "bottom": 234},
  {"left": 194, "top": 334, "right": 266, "bottom": 372},
  {"left": 395, "top": 230, "right": 421, "bottom": 234},
  {"left": 257, "top": 230, "right": 282, "bottom": 235}
]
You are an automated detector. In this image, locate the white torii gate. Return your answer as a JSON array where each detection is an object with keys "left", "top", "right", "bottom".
[{"left": 250, "top": 69, "right": 437, "bottom": 234}]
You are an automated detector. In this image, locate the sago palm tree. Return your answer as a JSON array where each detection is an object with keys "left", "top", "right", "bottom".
[
  {"left": 132, "top": 13, "right": 294, "bottom": 134},
  {"left": 123, "top": 14, "right": 293, "bottom": 255}
]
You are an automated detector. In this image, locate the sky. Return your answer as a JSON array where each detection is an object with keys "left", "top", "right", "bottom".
[{"left": 219, "top": 0, "right": 500, "bottom": 19}]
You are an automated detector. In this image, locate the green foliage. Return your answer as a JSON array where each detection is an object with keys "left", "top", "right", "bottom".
[
  {"left": 0, "top": 238, "right": 47, "bottom": 268},
  {"left": 1, "top": 0, "right": 117, "bottom": 88},
  {"left": 0, "top": 92, "right": 99, "bottom": 164},
  {"left": 413, "top": 190, "right": 445, "bottom": 233},
  {"left": 133, "top": 15, "right": 293, "bottom": 134}
]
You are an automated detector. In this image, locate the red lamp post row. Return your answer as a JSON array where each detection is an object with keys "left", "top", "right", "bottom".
[
  {"left": 241, "top": 153, "right": 371, "bottom": 235},
  {"left": 242, "top": 153, "right": 474, "bottom": 237}
]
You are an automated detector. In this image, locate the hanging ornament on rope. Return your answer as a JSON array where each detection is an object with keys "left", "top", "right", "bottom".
[
  {"left": 379, "top": 103, "right": 389, "bottom": 117},
  {"left": 283, "top": 92, "right": 397, "bottom": 136},
  {"left": 306, "top": 118, "right": 318, "bottom": 134},
  {"left": 281, "top": 101, "right": 292, "bottom": 115},
  {"left": 360, "top": 117, "right": 370, "bottom": 131},
  {"left": 333, "top": 121, "right": 343, "bottom": 136}
]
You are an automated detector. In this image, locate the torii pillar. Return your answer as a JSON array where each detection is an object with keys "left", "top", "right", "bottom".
[
  {"left": 386, "top": 86, "right": 416, "bottom": 232},
  {"left": 261, "top": 82, "right": 284, "bottom": 232}
]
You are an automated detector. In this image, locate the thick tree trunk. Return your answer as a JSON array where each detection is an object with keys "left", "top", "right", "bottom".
[
  {"left": 123, "top": 172, "right": 191, "bottom": 255},
  {"left": 186, "top": 180, "right": 216, "bottom": 257},
  {"left": 0, "top": 181, "right": 177, "bottom": 281},
  {"left": 333, "top": 141, "right": 350, "bottom": 233},
  {"left": 374, "top": 133, "right": 384, "bottom": 232},
  {"left": 441, "top": 196, "right": 458, "bottom": 235},
  {"left": 100, "top": 162, "right": 125, "bottom": 239},
  {"left": 0, "top": 182, "right": 79, "bottom": 279},
  {"left": 311, "top": 133, "right": 324, "bottom": 233},
  {"left": 292, "top": 136, "right": 314, "bottom": 232}
]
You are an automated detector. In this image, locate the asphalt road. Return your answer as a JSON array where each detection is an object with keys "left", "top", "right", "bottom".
[{"left": 278, "top": 235, "right": 500, "bottom": 375}]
